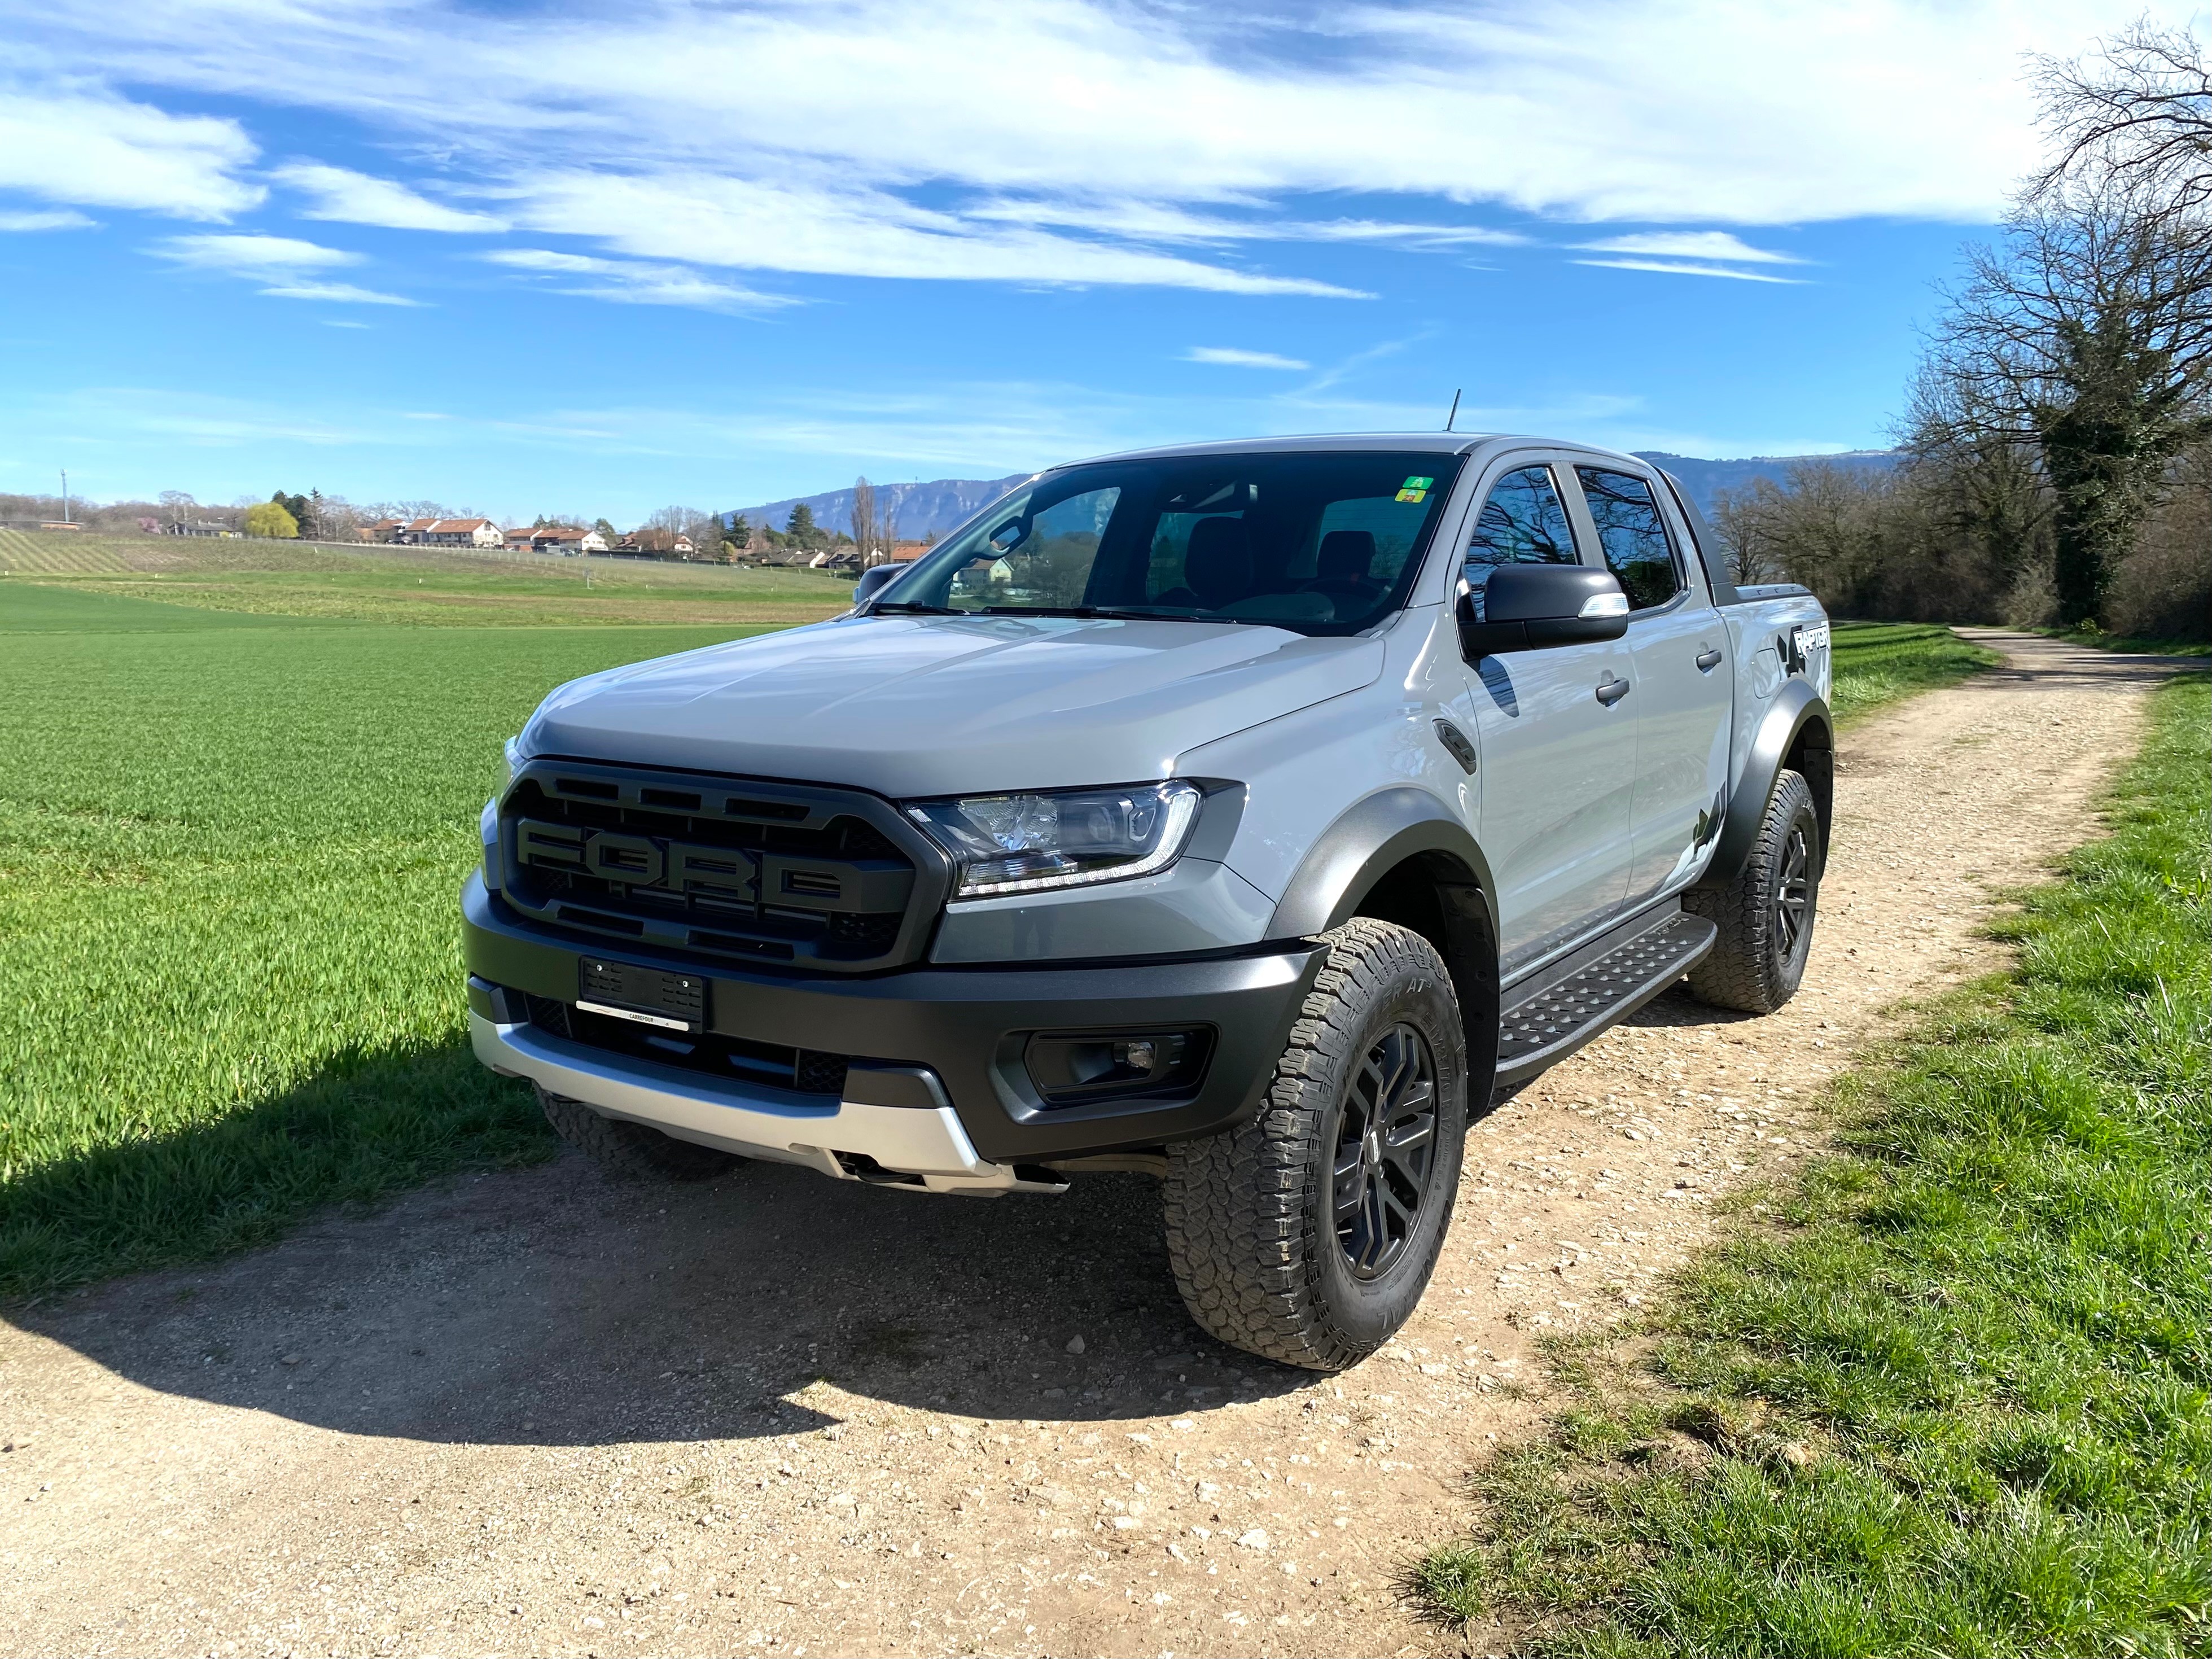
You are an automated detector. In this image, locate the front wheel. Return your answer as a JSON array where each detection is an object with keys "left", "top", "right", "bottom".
[{"left": 1162, "top": 919, "right": 1469, "bottom": 1371}]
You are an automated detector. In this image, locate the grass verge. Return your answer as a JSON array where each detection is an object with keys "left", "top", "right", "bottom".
[
  {"left": 1416, "top": 673, "right": 2210, "bottom": 1656},
  {"left": 1826, "top": 621, "right": 2004, "bottom": 725},
  {"left": 0, "top": 586, "right": 778, "bottom": 1298},
  {"left": 2036, "top": 625, "right": 2211, "bottom": 658}
]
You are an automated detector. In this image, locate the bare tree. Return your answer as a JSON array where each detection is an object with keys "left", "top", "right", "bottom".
[
  {"left": 1707, "top": 481, "right": 1783, "bottom": 584},
  {"left": 2034, "top": 23, "right": 2211, "bottom": 219},
  {"left": 849, "top": 477, "right": 881, "bottom": 566},
  {"left": 1926, "top": 183, "right": 2212, "bottom": 625}
]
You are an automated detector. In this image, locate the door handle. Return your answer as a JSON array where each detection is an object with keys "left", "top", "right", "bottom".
[
  {"left": 1595, "top": 673, "right": 1631, "bottom": 707},
  {"left": 1696, "top": 647, "right": 1723, "bottom": 672}
]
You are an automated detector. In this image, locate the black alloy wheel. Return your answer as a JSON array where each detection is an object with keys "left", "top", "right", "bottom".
[
  {"left": 1331, "top": 1022, "right": 1440, "bottom": 1280},
  {"left": 1771, "top": 819, "right": 1814, "bottom": 961}
]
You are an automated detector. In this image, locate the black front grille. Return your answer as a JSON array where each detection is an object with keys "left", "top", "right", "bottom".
[
  {"left": 526, "top": 995, "right": 849, "bottom": 1097},
  {"left": 499, "top": 760, "right": 942, "bottom": 974}
]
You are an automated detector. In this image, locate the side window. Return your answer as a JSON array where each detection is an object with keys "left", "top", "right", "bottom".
[
  {"left": 1465, "top": 465, "right": 1578, "bottom": 580},
  {"left": 1574, "top": 467, "right": 1682, "bottom": 610}
]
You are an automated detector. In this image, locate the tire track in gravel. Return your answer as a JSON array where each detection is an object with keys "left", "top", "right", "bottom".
[{"left": 0, "top": 632, "right": 2193, "bottom": 1659}]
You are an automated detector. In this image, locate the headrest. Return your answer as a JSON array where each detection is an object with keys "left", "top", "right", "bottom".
[
  {"left": 1316, "top": 529, "right": 1376, "bottom": 583},
  {"left": 1184, "top": 516, "right": 1253, "bottom": 606}
]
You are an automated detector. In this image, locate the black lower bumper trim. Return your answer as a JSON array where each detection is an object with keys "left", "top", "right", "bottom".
[{"left": 463, "top": 875, "right": 1322, "bottom": 1161}]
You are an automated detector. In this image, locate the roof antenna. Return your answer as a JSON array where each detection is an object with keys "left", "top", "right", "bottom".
[{"left": 1443, "top": 388, "right": 1461, "bottom": 432}]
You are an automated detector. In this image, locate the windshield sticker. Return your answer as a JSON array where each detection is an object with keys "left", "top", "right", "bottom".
[{"left": 1395, "top": 475, "right": 1434, "bottom": 504}]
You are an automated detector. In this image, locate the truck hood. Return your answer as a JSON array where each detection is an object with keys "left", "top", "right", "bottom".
[{"left": 525, "top": 612, "right": 1386, "bottom": 797}]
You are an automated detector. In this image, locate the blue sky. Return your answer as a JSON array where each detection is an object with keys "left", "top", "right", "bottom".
[{"left": 0, "top": 0, "right": 2184, "bottom": 526}]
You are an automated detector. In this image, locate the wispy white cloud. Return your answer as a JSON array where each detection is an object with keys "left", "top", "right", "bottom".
[
  {"left": 1186, "top": 347, "right": 1309, "bottom": 370},
  {"left": 500, "top": 172, "right": 1370, "bottom": 296},
  {"left": 1572, "top": 256, "right": 1804, "bottom": 283},
  {"left": 0, "top": 78, "right": 260, "bottom": 220},
  {"left": 485, "top": 247, "right": 792, "bottom": 310},
  {"left": 153, "top": 233, "right": 420, "bottom": 303},
  {"left": 0, "top": 207, "right": 95, "bottom": 230},
  {"left": 261, "top": 280, "right": 423, "bottom": 305},
  {"left": 155, "top": 233, "right": 357, "bottom": 277},
  {"left": 273, "top": 163, "right": 505, "bottom": 232},
  {"left": 967, "top": 198, "right": 1524, "bottom": 248},
  {"left": 1575, "top": 231, "right": 1804, "bottom": 264}
]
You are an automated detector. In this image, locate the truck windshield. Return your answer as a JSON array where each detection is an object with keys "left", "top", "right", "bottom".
[{"left": 874, "top": 450, "right": 1466, "bottom": 635}]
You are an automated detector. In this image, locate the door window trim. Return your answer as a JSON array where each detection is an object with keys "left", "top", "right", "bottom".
[
  {"left": 1555, "top": 461, "right": 1698, "bottom": 616},
  {"left": 1452, "top": 452, "right": 1595, "bottom": 593}
]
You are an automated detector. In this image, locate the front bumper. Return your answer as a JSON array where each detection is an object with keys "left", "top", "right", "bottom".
[
  {"left": 470, "top": 1012, "right": 1060, "bottom": 1194},
  {"left": 463, "top": 874, "right": 1324, "bottom": 1167}
]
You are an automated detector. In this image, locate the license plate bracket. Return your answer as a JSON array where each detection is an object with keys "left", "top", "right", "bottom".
[{"left": 577, "top": 957, "right": 708, "bottom": 1032}]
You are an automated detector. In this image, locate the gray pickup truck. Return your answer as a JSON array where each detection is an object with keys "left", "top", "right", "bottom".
[{"left": 464, "top": 434, "right": 1833, "bottom": 1368}]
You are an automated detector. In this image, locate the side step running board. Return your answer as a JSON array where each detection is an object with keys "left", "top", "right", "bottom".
[{"left": 1494, "top": 911, "right": 1717, "bottom": 1091}]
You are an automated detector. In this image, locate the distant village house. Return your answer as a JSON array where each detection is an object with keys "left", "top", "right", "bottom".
[{"left": 531, "top": 526, "right": 608, "bottom": 555}]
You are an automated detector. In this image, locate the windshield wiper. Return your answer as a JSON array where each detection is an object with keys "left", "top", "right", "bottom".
[
  {"left": 870, "top": 600, "right": 962, "bottom": 615},
  {"left": 975, "top": 605, "right": 1238, "bottom": 624}
]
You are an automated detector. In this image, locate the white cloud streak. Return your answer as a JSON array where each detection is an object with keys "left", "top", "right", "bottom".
[
  {"left": 273, "top": 163, "right": 506, "bottom": 232},
  {"left": 0, "top": 78, "right": 260, "bottom": 220},
  {"left": 1575, "top": 231, "right": 1804, "bottom": 264},
  {"left": 1572, "top": 257, "right": 1805, "bottom": 283},
  {"left": 1186, "top": 347, "right": 1311, "bottom": 369},
  {"left": 153, "top": 233, "right": 419, "bottom": 303},
  {"left": 485, "top": 247, "right": 793, "bottom": 310},
  {"left": 0, "top": 208, "right": 95, "bottom": 231}
]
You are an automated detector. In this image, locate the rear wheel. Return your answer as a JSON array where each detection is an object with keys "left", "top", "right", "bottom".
[
  {"left": 1685, "top": 768, "right": 1821, "bottom": 1014},
  {"left": 1162, "top": 919, "right": 1469, "bottom": 1370},
  {"left": 537, "top": 1085, "right": 744, "bottom": 1181}
]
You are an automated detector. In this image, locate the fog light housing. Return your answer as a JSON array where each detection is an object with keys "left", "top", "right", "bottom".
[{"left": 1025, "top": 1029, "right": 1210, "bottom": 1106}]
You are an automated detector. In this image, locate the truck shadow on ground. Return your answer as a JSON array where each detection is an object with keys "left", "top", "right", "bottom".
[{"left": 11, "top": 1066, "right": 1311, "bottom": 1447}]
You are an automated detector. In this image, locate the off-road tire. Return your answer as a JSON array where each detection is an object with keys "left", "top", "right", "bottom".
[
  {"left": 1685, "top": 768, "right": 1822, "bottom": 1014},
  {"left": 537, "top": 1085, "right": 743, "bottom": 1181},
  {"left": 1162, "top": 919, "right": 1469, "bottom": 1371}
]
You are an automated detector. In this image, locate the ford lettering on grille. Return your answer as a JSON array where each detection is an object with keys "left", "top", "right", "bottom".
[{"left": 515, "top": 817, "right": 917, "bottom": 913}]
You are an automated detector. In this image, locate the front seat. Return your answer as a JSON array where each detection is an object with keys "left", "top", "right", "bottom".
[
  {"left": 1302, "top": 528, "right": 1382, "bottom": 611},
  {"left": 1155, "top": 516, "right": 1255, "bottom": 610}
]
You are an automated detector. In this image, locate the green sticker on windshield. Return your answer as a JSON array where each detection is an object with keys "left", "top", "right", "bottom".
[{"left": 1395, "top": 475, "right": 1434, "bottom": 504}]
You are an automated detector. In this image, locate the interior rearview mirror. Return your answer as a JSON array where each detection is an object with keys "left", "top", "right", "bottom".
[
  {"left": 1457, "top": 564, "right": 1631, "bottom": 658},
  {"left": 987, "top": 519, "right": 1028, "bottom": 553}
]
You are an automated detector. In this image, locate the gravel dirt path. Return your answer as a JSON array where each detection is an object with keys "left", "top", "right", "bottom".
[{"left": 0, "top": 631, "right": 2191, "bottom": 1659}]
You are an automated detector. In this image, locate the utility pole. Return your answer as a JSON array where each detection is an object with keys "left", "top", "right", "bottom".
[{"left": 60, "top": 469, "right": 69, "bottom": 524}]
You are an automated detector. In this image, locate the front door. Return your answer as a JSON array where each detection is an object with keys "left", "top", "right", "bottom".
[
  {"left": 1570, "top": 463, "right": 1733, "bottom": 905},
  {"left": 1455, "top": 459, "right": 1642, "bottom": 973}
]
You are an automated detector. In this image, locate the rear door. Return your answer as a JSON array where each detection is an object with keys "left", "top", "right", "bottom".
[
  {"left": 1455, "top": 457, "right": 1641, "bottom": 973},
  {"left": 1566, "top": 462, "right": 1733, "bottom": 905}
]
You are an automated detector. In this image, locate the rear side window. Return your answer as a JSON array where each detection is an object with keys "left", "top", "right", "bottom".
[
  {"left": 1575, "top": 467, "right": 1683, "bottom": 610},
  {"left": 1465, "top": 465, "right": 1578, "bottom": 575}
]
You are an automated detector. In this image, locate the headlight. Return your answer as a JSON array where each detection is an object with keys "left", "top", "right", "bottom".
[
  {"left": 501, "top": 735, "right": 525, "bottom": 789},
  {"left": 907, "top": 780, "right": 1202, "bottom": 898}
]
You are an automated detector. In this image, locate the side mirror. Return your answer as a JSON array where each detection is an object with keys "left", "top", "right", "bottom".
[
  {"left": 853, "top": 564, "right": 903, "bottom": 609},
  {"left": 1458, "top": 565, "right": 1630, "bottom": 657}
]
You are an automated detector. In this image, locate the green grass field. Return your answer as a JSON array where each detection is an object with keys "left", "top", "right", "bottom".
[
  {"left": 0, "top": 570, "right": 2008, "bottom": 1301},
  {"left": 0, "top": 580, "right": 790, "bottom": 1297},
  {"left": 1417, "top": 674, "right": 2211, "bottom": 1655}
]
